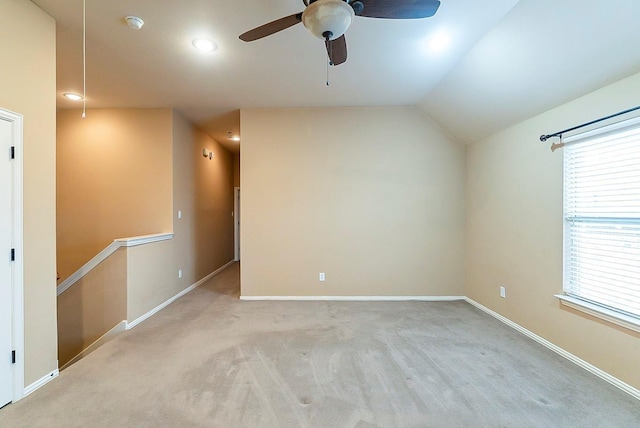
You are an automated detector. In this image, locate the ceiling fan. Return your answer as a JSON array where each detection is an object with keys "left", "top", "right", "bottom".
[{"left": 239, "top": 0, "right": 441, "bottom": 66}]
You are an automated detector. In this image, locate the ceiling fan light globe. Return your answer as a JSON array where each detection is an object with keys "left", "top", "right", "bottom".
[{"left": 302, "top": 0, "right": 355, "bottom": 40}]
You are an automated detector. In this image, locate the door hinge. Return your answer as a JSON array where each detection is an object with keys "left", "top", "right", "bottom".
[
  {"left": 10, "top": 146, "right": 15, "bottom": 159},
  {"left": 12, "top": 350, "right": 16, "bottom": 364},
  {"left": 10, "top": 248, "right": 15, "bottom": 261}
]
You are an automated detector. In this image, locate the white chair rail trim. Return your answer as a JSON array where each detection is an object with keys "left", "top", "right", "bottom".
[{"left": 57, "top": 233, "right": 174, "bottom": 296}]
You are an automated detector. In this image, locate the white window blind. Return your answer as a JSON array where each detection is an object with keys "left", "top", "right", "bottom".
[{"left": 563, "top": 116, "right": 640, "bottom": 321}]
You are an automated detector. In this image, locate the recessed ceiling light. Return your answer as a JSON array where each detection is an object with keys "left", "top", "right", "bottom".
[
  {"left": 192, "top": 38, "right": 217, "bottom": 52},
  {"left": 426, "top": 33, "right": 451, "bottom": 53},
  {"left": 63, "top": 92, "right": 83, "bottom": 101}
]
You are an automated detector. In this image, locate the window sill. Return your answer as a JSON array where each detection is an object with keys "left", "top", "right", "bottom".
[{"left": 555, "top": 295, "right": 640, "bottom": 334}]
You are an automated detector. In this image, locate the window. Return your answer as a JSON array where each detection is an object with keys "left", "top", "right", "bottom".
[{"left": 560, "top": 116, "right": 640, "bottom": 331}]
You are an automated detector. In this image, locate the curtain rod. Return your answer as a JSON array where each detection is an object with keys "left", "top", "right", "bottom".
[{"left": 539, "top": 105, "right": 640, "bottom": 142}]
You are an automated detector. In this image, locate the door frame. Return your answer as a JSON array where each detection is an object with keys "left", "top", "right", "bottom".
[
  {"left": 234, "top": 187, "right": 240, "bottom": 261},
  {"left": 1, "top": 108, "right": 24, "bottom": 403}
]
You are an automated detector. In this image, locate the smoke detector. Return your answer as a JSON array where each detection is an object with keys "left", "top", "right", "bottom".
[{"left": 125, "top": 16, "right": 144, "bottom": 30}]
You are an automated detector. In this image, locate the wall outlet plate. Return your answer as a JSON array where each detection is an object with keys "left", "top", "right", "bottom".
[{"left": 319, "top": 272, "right": 325, "bottom": 282}]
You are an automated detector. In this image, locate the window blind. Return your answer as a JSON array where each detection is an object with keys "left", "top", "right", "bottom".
[{"left": 563, "top": 117, "right": 640, "bottom": 320}]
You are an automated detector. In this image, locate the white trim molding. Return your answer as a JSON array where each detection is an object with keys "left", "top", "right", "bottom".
[
  {"left": 466, "top": 298, "right": 640, "bottom": 401},
  {"left": 126, "top": 260, "right": 235, "bottom": 330},
  {"left": 239, "top": 295, "right": 466, "bottom": 301},
  {"left": 115, "top": 233, "right": 174, "bottom": 247},
  {"left": 1, "top": 108, "right": 25, "bottom": 403},
  {"left": 234, "top": 187, "right": 240, "bottom": 261},
  {"left": 555, "top": 294, "right": 640, "bottom": 334},
  {"left": 23, "top": 369, "right": 58, "bottom": 398},
  {"left": 57, "top": 233, "right": 174, "bottom": 296}
]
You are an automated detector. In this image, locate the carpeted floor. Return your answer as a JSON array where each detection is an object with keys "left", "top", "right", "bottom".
[{"left": 1, "top": 262, "right": 638, "bottom": 427}]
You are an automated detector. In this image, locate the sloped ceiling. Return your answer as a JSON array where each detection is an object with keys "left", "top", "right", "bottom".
[
  {"left": 418, "top": 0, "right": 640, "bottom": 144},
  {"left": 31, "top": 0, "right": 640, "bottom": 150}
]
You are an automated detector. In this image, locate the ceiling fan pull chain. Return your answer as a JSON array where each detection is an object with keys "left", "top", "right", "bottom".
[
  {"left": 325, "top": 32, "right": 333, "bottom": 86},
  {"left": 326, "top": 57, "right": 330, "bottom": 86}
]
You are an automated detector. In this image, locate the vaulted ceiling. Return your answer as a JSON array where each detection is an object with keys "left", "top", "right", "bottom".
[{"left": 32, "top": 0, "right": 640, "bottom": 151}]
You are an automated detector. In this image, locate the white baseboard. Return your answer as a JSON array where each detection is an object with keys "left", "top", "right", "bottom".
[
  {"left": 240, "top": 295, "right": 466, "bottom": 301},
  {"left": 126, "top": 260, "right": 235, "bottom": 330},
  {"left": 465, "top": 298, "right": 640, "bottom": 401},
  {"left": 22, "top": 290, "right": 638, "bottom": 404},
  {"left": 22, "top": 262, "right": 236, "bottom": 398},
  {"left": 60, "top": 321, "right": 127, "bottom": 371},
  {"left": 23, "top": 369, "right": 59, "bottom": 398}
]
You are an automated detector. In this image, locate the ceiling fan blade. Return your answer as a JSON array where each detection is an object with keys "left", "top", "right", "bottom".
[
  {"left": 239, "top": 13, "right": 302, "bottom": 42},
  {"left": 358, "top": 0, "right": 440, "bottom": 19},
  {"left": 325, "top": 35, "right": 347, "bottom": 66}
]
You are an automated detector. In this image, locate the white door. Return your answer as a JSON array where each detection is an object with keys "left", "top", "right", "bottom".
[
  {"left": 234, "top": 187, "right": 240, "bottom": 261},
  {"left": 0, "top": 117, "right": 13, "bottom": 407}
]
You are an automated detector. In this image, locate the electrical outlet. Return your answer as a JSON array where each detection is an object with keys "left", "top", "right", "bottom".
[
  {"left": 500, "top": 286, "right": 506, "bottom": 298},
  {"left": 319, "top": 272, "right": 325, "bottom": 282},
  {"left": 178, "top": 269, "right": 183, "bottom": 279}
]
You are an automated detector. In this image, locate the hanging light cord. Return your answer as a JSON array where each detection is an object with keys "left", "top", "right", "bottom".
[{"left": 82, "top": 0, "right": 86, "bottom": 118}]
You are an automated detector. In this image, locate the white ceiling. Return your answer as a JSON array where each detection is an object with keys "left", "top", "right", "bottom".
[
  {"left": 31, "top": 0, "right": 640, "bottom": 150},
  {"left": 419, "top": 0, "right": 640, "bottom": 144}
]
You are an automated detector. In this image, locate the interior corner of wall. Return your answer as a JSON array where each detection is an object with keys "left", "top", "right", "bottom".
[{"left": 414, "top": 104, "right": 465, "bottom": 146}]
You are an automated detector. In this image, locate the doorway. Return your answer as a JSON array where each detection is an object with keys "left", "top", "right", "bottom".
[{"left": 0, "top": 108, "right": 24, "bottom": 406}]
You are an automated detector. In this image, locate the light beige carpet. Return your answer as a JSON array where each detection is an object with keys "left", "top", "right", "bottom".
[{"left": 1, "top": 262, "right": 638, "bottom": 427}]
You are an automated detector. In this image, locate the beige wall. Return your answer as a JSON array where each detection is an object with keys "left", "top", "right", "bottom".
[
  {"left": 0, "top": 0, "right": 58, "bottom": 386},
  {"left": 57, "top": 109, "right": 174, "bottom": 282},
  {"left": 8, "top": 0, "right": 635, "bottom": 394},
  {"left": 233, "top": 154, "right": 240, "bottom": 187},
  {"left": 126, "top": 240, "right": 174, "bottom": 321},
  {"left": 56, "top": 109, "right": 234, "bottom": 351},
  {"left": 466, "top": 71, "right": 640, "bottom": 390},
  {"left": 57, "top": 248, "right": 127, "bottom": 366},
  {"left": 172, "top": 112, "right": 234, "bottom": 288},
  {"left": 241, "top": 106, "right": 466, "bottom": 297},
  {"left": 126, "top": 111, "right": 235, "bottom": 322}
]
